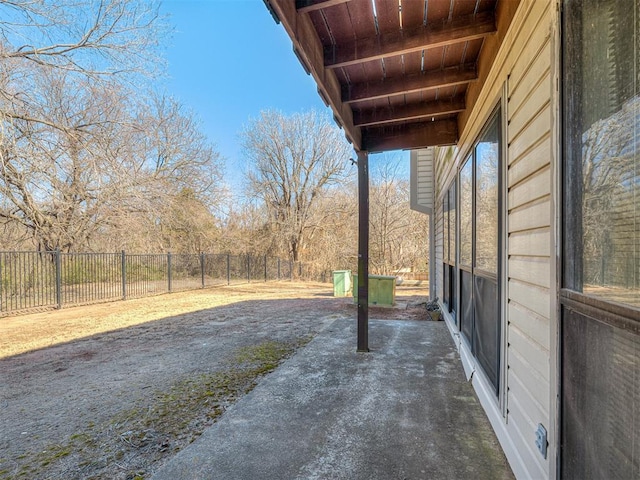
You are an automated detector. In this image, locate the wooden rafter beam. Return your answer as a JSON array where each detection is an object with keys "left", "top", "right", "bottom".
[
  {"left": 325, "top": 11, "right": 496, "bottom": 69},
  {"left": 353, "top": 97, "right": 466, "bottom": 127},
  {"left": 266, "top": 0, "right": 362, "bottom": 149},
  {"left": 362, "top": 118, "right": 458, "bottom": 152},
  {"left": 296, "top": 0, "right": 351, "bottom": 14},
  {"left": 343, "top": 64, "right": 477, "bottom": 104}
]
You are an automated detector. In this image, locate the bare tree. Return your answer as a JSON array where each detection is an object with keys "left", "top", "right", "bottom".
[
  {"left": 241, "top": 109, "right": 353, "bottom": 261},
  {"left": 0, "top": 0, "right": 164, "bottom": 251},
  {"left": 303, "top": 181, "right": 358, "bottom": 271},
  {"left": 369, "top": 156, "right": 428, "bottom": 275},
  {"left": 132, "top": 94, "right": 224, "bottom": 203},
  {"left": 0, "top": 70, "right": 131, "bottom": 251},
  {"left": 123, "top": 94, "right": 226, "bottom": 252},
  {"left": 218, "top": 201, "right": 277, "bottom": 256},
  {"left": 0, "top": 67, "right": 224, "bottom": 252},
  {"left": 0, "top": 0, "right": 166, "bottom": 153},
  {"left": 0, "top": 0, "right": 164, "bottom": 79},
  {"left": 0, "top": 1, "right": 229, "bottom": 253}
]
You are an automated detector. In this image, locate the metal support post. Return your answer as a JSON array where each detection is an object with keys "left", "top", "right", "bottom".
[{"left": 357, "top": 150, "right": 369, "bottom": 352}]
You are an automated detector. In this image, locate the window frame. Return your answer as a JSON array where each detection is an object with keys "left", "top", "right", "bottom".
[
  {"left": 561, "top": 0, "right": 640, "bottom": 324},
  {"left": 443, "top": 180, "right": 457, "bottom": 315},
  {"left": 561, "top": 3, "right": 640, "bottom": 478},
  {"left": 455, "top": 104, "right": 503, "bottom": 395}
]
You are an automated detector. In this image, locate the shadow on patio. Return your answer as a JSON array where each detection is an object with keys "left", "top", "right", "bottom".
[{"left": 152, "top": 316, "right": 514, "bottom": 480}]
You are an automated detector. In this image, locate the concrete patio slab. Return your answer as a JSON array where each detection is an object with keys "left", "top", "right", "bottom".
[{"left": 152, "top": 318, "right": 514, "bottom": 480}]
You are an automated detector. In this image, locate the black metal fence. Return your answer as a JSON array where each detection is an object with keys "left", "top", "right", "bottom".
[{"left": 0, "top": 251, "right": 332, "bottom": 316}]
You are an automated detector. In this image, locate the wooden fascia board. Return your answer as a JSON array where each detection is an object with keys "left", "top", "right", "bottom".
[
  {"left": 343, "top": 64, "right": 477, "bottom": 104},
  {"left": 296, "top": 0, "right": 351, "bottom": 14},
  {"left": 325, "top": 11, "right": 496, "bottom": 69},
  {"left": 361, "top": 118, "right": 458, "bottom": 152},
  {"left": 353, "top": 97, "right": 466, "bottom": 127},
  {"left": 267, "top": 0, "right": 362, "bottom": 149}
]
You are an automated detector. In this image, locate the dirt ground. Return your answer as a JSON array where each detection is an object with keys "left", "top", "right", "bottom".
[{"left": 0, "top": 282, "right": 430, "bottom": 479}]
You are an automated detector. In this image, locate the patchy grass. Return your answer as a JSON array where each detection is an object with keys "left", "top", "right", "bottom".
[
  {"left": 234, "top": 339, "right": 306, "bottom": 370},
  {"left": 0, "top": 338, "right": 311, "bottom": 480}
]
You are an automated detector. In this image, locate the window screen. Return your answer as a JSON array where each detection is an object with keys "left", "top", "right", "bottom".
[{"left": 565, "top": 0, "right": 640, "bottom": 308}]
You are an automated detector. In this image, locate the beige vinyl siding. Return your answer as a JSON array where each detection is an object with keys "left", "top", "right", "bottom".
[
  {"left": 509, "top": 257, "right": 551, "bottom": 290},
  {"left": 410, "top": 148, "right": 435, "bottom": 214},
  {"left": 508, "top": 302, "right": 550, "bottom": 352},
  {"left": 505, "top": 1, "right": 552, "bottom": 478},
  {"left": 431, "top": 0, "right": 556, "bottom": 478},
  {"left": 509, "top": 227, "right": 551, "bottom": 257},
  {"left": 509, "top": 165, "right": 551, "bottom": 209},
  {"left": 434, "top": 146, "right": 456, "bottom": 198},
  {"left": 416, "top": 149, "right": 434, "bottom": 211},
  {"left": 508, "top": 134, "right": 551, "bottom": 187}
]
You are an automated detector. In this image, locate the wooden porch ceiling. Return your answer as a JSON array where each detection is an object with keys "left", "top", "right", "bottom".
[{"left": 264, "top": 0, "right": 517, "bottom": 152}]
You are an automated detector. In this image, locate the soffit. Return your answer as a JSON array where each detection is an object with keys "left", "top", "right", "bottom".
[{"left": 265, "top": 0, "right": 516, "bottom": 152}]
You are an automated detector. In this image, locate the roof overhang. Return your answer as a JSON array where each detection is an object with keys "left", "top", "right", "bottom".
[{"left": 264, "top": 0, "right": 519, "bottom": 152}]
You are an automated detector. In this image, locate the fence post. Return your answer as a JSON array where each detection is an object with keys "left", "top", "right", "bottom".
[
  {"left": 55, "top": 249, "right": 62, "bottom": 309},
  {"left": 290, "top": 260, "right": 293, "bottom": 281},
  {"left": 247, "top": 255, "right": 251, "bottom": 283},
  {"left": 226, "top": 254, "right": 231, "bottom": 285},
  {"left": 264, "top": 255, "right": 268, "bottom": 282},
  {"left": 121, "top": 250, "right": 127, "bottom": 300},
  {"left": 167, "top": 252, "right": 172, "bottom": 293},
  {"left": 200, "top": 252, "right": 205, "bottom": 288},
  {"left": 277, "top": 258, "right": 281, "bottom": 281}
]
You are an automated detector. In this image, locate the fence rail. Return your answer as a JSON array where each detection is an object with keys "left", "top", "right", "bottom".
[{"left": 0, "top": 251, "right": 332, "bottom": 316}]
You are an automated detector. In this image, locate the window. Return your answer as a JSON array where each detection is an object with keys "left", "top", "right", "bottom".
[
  {"left": 457, "top": 108, "right": 502, "bottom": 394},
  {"left": 459, "top": 157, "right": 473, "bottom": 267},
  {"left": 564, "top": 0, "right": 640, "bottom": 308},
  {"left": 475, "top": 120, "right": 499, "bottom": 275},
  {"left": 443, "top": 195, "right": 450, "bottom": 265},
  {"left": 443, "top": 182, "right": 456, "bottom": 314},
  {"left": 562, "top": 1, "right": 639, "bottom": 478},
  {"left": 471, "top": 112, "right": 501, "bottom": 392}
]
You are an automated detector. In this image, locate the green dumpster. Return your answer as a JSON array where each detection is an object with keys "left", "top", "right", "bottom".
[
  {"left": 332, "top": 270, "right": 352, "bottom": 297},
  {"left": 352, "top": 274, "right": 396, "bottom": 306}
]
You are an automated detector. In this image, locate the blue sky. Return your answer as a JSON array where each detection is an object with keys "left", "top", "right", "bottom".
[{"left": 159, "top": 0, "right": 409, "bottom": 191}]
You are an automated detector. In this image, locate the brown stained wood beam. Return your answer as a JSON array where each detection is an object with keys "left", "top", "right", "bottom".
[
  {"left": 343, "top": 63, "right": 477, "bottom": 104},
  {"left": 296, "top": 0, "right": 351, "bottom": 14},
  {"left": 267, "top": 0, "right": 362, "bottom": 149},
  {"left": 325, "top": 11, "right": 496, "bottom": 69},
  {"left": 353, "top": 97, "right": 466, "bottom": 127},
  {"left": 362, "top": 118, "right": 458, "bottom": 152}
]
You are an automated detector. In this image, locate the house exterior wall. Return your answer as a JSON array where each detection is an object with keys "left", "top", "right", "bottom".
[
  {"left": 409, "top": 149, "right": 435, "bottom": 215},
  {"left": 434, "top": 184, "right": 444, "bottom": 303},
  {"left": 411, "top": 1, "right": 559, "bottom": 478}
]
